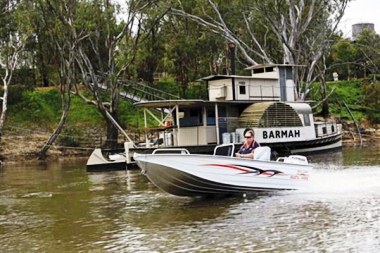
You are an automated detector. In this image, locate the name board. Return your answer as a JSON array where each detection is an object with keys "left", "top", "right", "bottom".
[{"left": 263, "top": 130, "right": 301, "bottom": 139}]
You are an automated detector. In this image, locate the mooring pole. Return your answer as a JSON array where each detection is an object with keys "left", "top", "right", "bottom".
[{"left": 343, "top": 101, "right": 363, "bottom": 146}]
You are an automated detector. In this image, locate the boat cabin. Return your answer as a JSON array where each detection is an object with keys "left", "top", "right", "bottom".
[{"left": 204, "top": 64, "right": 297, "bottom": 102}]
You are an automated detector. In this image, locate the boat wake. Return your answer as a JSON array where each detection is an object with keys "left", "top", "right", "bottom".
[{"left": 306, "top": 165, "right": 380, "bottom": 196}]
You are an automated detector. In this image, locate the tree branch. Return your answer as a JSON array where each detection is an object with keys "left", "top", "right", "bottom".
[{"left": 311, "top": 87, "right": 336, "bottom": 110}]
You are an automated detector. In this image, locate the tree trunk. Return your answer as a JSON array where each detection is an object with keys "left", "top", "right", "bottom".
[
  {"left": 319, "top": 75, "right": 329, "bottom": 117},
  {"left": 37, "top": 95, "right": 71, "bottom": 159},
  {"left": 0, "top": 80, "right": 9, "bottom": 143},
  {"left": 104, "top": 119, "right": 119, "bottom": 150},
  {"left": 37, "top": 39, "right": 50, "bottom": 87}
]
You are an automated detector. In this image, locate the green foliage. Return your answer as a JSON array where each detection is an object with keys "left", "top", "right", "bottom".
[
  {"left": 66, "top": 95, "right": 104, "bottom": 128},
  {"left": 0, "top": 68, "right": 35, "bottom": 87},
  {"left": 331, "top": 39, "right": 357, "bottom": 63},
  {"left": 155, "top": 77, "right": 208, "bottom": 99},
  {"left": 362, "top": 81, "right": 380, "bottom": 123},
  {"left": 186, "top": 82, "right": 208, "bottom": 99},
  {"left": 355, "top": 30, "right": 380, "bottom": 79},
  {"left": 327, "top": 80, "right": 362, "bottom": 105},
  {"left": 0, "top": 85, "right": 33, "bottom": 105},
  {"left": 308, "top": 80, "right": 377, "bottom": 121},
  {"left": 5, "top": 87, "right": 149, "bottom": 132},
  {"left": 118, "top": 100, "right": 142, "bottom": 128},
  {"left": 155, "top": 1, "right": 227, "bottom": 96},
  {"left": 7, "top": 89, "right": 61, "bottom": 129},
  {"left": 155, "top": 77, "right": 180, "bottom": 97},
  {"left": 330, "top": 38, "right": 358, "bottom": 80},
  {"left": 118, "top": 99, "right": 161, "bottom": 129},
  {"left": 18, "top": 0, "right": 59, "bottom": 87},
  {"left": 329, "top": 30, "right": 380, "bottom": 81},
  {"left": 6, "top": 88, "right": 103, "bottom": 131}
]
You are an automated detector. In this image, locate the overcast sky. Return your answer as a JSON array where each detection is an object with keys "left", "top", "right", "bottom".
[{"left": 339, "top": 0, "right": 380, "bottom": 38}]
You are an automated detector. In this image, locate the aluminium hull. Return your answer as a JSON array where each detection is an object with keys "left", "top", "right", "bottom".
[{"left": 135, "top": 154, "right": 313, "bottom": 197}]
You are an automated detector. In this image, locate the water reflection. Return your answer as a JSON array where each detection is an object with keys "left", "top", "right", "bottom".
[
  {"left": 308, "top": 146, "right": 380, "bottom": 167},
  {"left": 1, "top": 147, "right": 380, "bottom": 252}
]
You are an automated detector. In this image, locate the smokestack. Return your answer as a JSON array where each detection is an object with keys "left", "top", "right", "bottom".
[{"left": 228, "top": 42, "right": 236, "bottom": 75}]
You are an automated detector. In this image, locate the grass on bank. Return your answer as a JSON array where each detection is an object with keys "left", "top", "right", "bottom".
[
  {"left": 308, "top": 79, "right": 380, "bottom": 123},
  {"left": 3, "top": 86, "right": 150, "bottom": 148}
]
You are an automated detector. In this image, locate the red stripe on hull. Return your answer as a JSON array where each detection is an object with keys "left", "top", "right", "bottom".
[{"left": 203, "top": 164, "right": 250, "bottom": 172}]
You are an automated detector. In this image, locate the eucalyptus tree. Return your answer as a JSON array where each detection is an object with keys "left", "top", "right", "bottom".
[
  {"left": 354, "top": 29, "right": 380, "bottom": 81},
  {"left": 30, "top": 0, "right": 59, "bottom": 87},
  {"left": 171, "top": 0, "right": 350, "bottom": 100},
  {"left": 330, "top": 30, "right": 380, "bottom": 81},
  {"left": 0, "top": 0, "right": 29, "bottom": 143},
  {"left": 133, "top": 5, "right": 169, "bottom": 84},
  {"left": 156, "top": 0, "right": 231, "bottom": 97},
  {"left": 45, "top": 0, "right": 157, "bottom": 149},
  {"left": 33, "top": 0, "right": 77, "bottom": 159},
  {"left": 164, "top": 15, "right": 217, "bottom": 95},
  {"left": 330, "top": 38, "right": 357, "bottom": 80}
]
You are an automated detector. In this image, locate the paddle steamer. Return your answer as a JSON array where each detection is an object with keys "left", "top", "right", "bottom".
[{"left": 87, "top": 64, "right": 342, "bottom": 170}]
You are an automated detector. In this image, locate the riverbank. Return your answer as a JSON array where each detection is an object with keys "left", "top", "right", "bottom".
[
  {"left": 0, "top": 130, "right": 93, "bottom": 163},
  {"left": 342, "top": 121, "right": 380, "bottom": 146}
]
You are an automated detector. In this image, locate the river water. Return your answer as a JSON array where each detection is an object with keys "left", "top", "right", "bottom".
[{"left": 1, "top": 147, "right": 380, "bottom": 252}]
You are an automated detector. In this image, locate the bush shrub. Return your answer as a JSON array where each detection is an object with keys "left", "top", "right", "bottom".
[{"left": 362, "top": 82, "right": 380, "bottom": 123}]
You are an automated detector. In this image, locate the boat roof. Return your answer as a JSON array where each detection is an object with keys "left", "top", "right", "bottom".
[
  {"left": 200, "top": 74, "right": 278, "bottom": 81},
  {"left": 134, "top": 100, "right": 313, "bottom": 112},
  {"left": 245, "top": 64, "right": 306, "bottom": 70},
  {"left": 134, "top": 99, "right": 254, "bottom": 108}
]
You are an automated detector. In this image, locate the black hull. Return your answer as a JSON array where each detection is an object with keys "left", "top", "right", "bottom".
[
  {"left": 86, "top": 162, "right": 126, "bottom": 172},
  {"left": 263, "top": 133, "right": 342, "bottom": 154}
]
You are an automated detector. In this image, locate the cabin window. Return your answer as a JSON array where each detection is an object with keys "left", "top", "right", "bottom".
[
  {"left": 206, "top": 107, "right": 216, "bottom": 126},
  {"left": 331, "top": 125, "right": 335, "bottom": 133},
  {"left": 179, "top": 108, "right": 202, "bottom": 126},
  {"left": 239, "top": 83, "right": 246, "bottom": 95},
  {"left": 218, "top": 106, "right": 226, "bottom": 117},
  {"left": 253, "top": 68, "right": 264, "bottom": 74},
  {"left": 303, "top": 114, "right": 311, "bottom": 126},
  {"left": 285, "top": 67, "right": 293, "bottom": 79},
  {"left": 322, "top": 126, "right": 327, "bottom": 135},
  {"left": 265, "top": 67, "right": 274, "bottom": 72},
  {"left": 189, "top": 109, "right": 198, "bottom": 117}
]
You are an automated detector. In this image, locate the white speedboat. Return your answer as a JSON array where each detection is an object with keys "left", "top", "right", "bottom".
[{"left": 134, "top": 145, "right": 313, "bottom": 197}]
